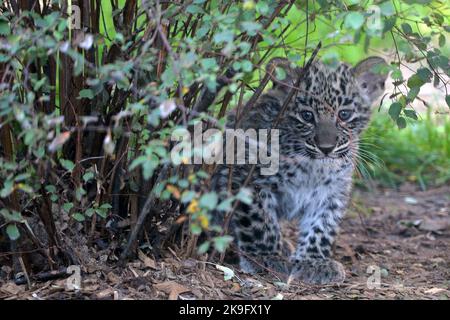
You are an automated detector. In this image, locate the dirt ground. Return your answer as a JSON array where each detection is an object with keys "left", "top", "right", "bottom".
[{"left": 1, "top": 184, "right": 449, "bottom": 300}]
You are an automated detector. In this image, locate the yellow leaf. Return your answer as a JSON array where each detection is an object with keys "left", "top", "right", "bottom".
[
  {"left": 198, "top": 215, "right": 209, "bottom": 229},
  {"left": 166, "top": 185, "right": 180, "bottom": 199},
  {"left": 187, "top": 199, "right": 199, "bottom": 214},
  {"left": 243, "top": 0, "right": 255, "bottom": 10}
]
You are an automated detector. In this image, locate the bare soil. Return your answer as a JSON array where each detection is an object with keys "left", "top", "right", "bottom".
[{"left": 1, "top": 185, "right": 449, "bottom": 300}]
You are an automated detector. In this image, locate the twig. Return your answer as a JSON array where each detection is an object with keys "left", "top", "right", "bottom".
[
  {"left": 14, "top": 267, "right": 69, "bottom": 285},
  {"left": 119, "top": 164, "right": 170, "bottom": 264}
]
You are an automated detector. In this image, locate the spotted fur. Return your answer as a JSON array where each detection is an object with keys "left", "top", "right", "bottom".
[{"left": 211, "top": 56, "right": 388, "bottom": 284}]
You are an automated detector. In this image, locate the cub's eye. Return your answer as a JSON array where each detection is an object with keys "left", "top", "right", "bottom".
[
  {"left": 338, "top": 109, "right": 353, "bottom": 121},
  {"left": 300, "top": 110, "right": 314, "bottom": 123}
]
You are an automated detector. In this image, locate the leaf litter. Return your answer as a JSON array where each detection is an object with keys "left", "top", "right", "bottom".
[{"left": 0, "top": 185, "right": 448, "bottom": 300}]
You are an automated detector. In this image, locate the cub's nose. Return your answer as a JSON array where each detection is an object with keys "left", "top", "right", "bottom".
[
  {"left": 317, "top": 143, "right": 335, "bottom": 155},
  {"left": 314, "top": 120, "right": 338, "bottom": 156}
]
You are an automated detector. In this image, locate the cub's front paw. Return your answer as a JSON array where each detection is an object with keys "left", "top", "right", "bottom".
[
  {"left": 239, "top": 255, "right": 291, "bottom": 275},
  {"left": 265, "top": 258, "right": 291, "bottom": 275},
  {"left": 290, "top": 258, "right": 345, "bottom": 285}
]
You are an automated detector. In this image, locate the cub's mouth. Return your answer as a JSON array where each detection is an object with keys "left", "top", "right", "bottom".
[{"left": 304, "top": 148, "right": 351, "bottom": 160}]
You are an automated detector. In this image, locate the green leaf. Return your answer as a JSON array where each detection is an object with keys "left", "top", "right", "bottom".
[
  {"left": 396, "top": 116, "right": 407, "bottom": 129},
  {"left": 404, "top": 109, "right": 418, "bottom": 120},
  {"left": 200, "top": 58, "right": 218, "bottom": 70},
  {"left": 407, "top": 74, "right": 424, "bottom": 88},
  {"left": 178, "top": 179, "right": 189, "bottom": 189},
  {"left": 433, "top": 55, "right": 449, "bottom": 70},
  {"left": 14, "top": 173, "right": 31, "bottom": 182},
  {"left": 60, "top": 159, "right": 75, "bottom": 172},
  {"left": 275, "top": 67, "right": 287, "bottom": 81},
  {"left": 0, "top": 180, "right": 14, "bottom": 198},
  {"left": 62, "top": 202, "right": 74, "bottom": 212},
  {"left": 142, "top": 158, "right": 158, "bottom": 180},
  {"left": 401, "top": 23, "right": 412, "bottom": 35},
  {"left": 256, "top": 2, "right": 269, "bottom": 15},
  {"left": 446, "top": 95, "right": 450, "bottom": 108},
  {"left": 391, "top": 68, "right": 403, "bottom": 81},
  {"left": 438, "top": 34, "right": 446, "bottom": 47},
  {"left": 403, "top": 0, "right": 431, "bottom": 4},
  {"left": 199, "top": 192, "right": 218, "bottom": 210},
  {"left": 432, "top": 13, "right": 444, "bottom": 26},
  {"left": 388, "top": 102, "right": 402, "bottom": 121},
  {"left": 406, "top": 86, "right": 420, "bottom": 102},
  {"left": 161, "top": 67, "right": 176, "bottom": 88},
  {"left": 85, "top": 208, "right": 95, "bottom": 217},
  {"left": 213, "top": 235, "right": 233, "bottom": 253},
  {"left": 83, "top": 172, "right": 94, "bottom": 182},
  {"left": 75, "top": 187, "right": 86, "bottom": 201},
  {"left": 190, "top": 224, "right": 202, "bottom": 235},
  {"left": 95, "top": 203, "right": 111, "bottom": 218},
  {"left": 240, "top": 60, "right": 253, "bottom": 73},
  {"left": 46, "top": 185, "right": 56, "bottom": 193},
  {"left": 197, "top": 241, "right": 210, "bottom": 255},
  {"left": 181, "top": 191, "right": 196, "bottom": 203},
  {"left": 1, "top": 209, "right": 21, "bottom": 222},
  {"left": 78, "top": 89, "right": 94, "bottom": 99},
  {"left": 129, "top": 155, "right": 147, "bottom": 171},
  {"left": 236, "top": 188, "right": 253, "bottom": 205},
  {"left": 383, "top": 16, "right": 396, "bottom": 33},
  {"left": 379, "top": 1, "right": 395, "bottom": 16},
  {"left": 186, "top": 4, "right": 204, "bottom": 14},
  {"left": 213, "top": 30, "right": 234, "bottom": 44},
  {"left": 217, "top": 198, "right": 233, "bottom": 212},
  {"left": 240, "top": 21, "right": 262, "bottom": 36},
  {"left": 0, "top": 54, "right": 9, "bottom": 63},
  {"left": 6, "top": 224, "right": 20, "bottom": 241},
  {"left": 344, "top": 12, "right": 365, "bottom": 30},
  {"left": 96, "top": 208, "right": 108, "bottom": 218},
  {"left": 196, "top": 170, "right": 209, "bottom": 179},
  {"left": 72, "top": 213, "right": 85, "bottom": 222},
  {"left": 416, "top": 68, "right": 432, "bottom": 83},
  {"left": 0, "top": 19, "right": 10, "bottom": 35}
]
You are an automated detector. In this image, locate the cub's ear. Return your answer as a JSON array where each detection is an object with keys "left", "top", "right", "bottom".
[
  {"left": 266, "top": 57, "right": 302, "bottom": 92},
  {"left": 352, "top": 56, "right": 389, "bottom": 105}
]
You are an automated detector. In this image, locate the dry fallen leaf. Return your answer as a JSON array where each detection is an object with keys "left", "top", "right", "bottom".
[
  {"left": 107, "top": 271, "right": 121, "bottom": 285},
  {"left": 424, "top": 287, "right": 447, "bottom": 295},
  {"left": 138, "top": 250, "right": 157, "bottom": 270},
  {"left": 48, "top": 131, "right": 71, "bottom": 152},
  {"left": 404, "top": 196, "right": 418, "bottom": 205},
  {"left": 1, "top": 282, "right": 24, "bottom": 295},
  {"left": 271, "top": 293, "right": 284, "bottom": 300},
  {"left": 215, "top": 265, "right": 235, "bottom": 281},
  {"left": 82, "top": 284, "right": 99, "bottom": 293},
  {"left": 231, "top": 282, "right": 241, "bottom": 292},
  {"left": 154, "top": 281, "right": 190, "bottom": 300},
  {"left": 96, "top": 288, "right": 114, "bottom": 299},
  {"left": 419, "top": 218, "right": 449, "bottom": 232}
]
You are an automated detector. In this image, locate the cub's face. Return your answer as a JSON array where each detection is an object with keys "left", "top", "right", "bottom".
[{"left": 271, "top": 57, "right": 388, "bottom": 160}]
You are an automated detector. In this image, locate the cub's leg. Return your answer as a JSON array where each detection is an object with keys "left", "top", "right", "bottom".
[
  {"left": 232, "top": 188, "right": 290, "bottom": 275},
  {"left": 290, "top": 196, "right": 348, "bottom": 284}
]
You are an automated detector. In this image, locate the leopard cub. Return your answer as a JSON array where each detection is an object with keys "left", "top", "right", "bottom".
[{"left": 211, "top": 56, "right": 388, "bottom": 284}]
